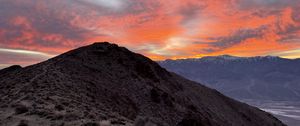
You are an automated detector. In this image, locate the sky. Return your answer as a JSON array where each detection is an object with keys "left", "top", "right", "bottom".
[{"left": 0, "top": 0, "right": 300, "bottom": 68}]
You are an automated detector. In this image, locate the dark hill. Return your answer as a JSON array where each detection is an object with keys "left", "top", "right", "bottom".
[
  {"left": 0, "top": 42, "right": 285, "bottom": 126},
  {"left": 0, "top": 65, "right": 22, "bottom": 76}
]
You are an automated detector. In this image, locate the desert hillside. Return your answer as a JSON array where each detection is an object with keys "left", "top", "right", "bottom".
[{"left": 0, "top": 42, "right": 285, "bottom": 126}]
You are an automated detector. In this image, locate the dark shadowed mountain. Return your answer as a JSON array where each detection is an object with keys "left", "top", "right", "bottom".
[
  {"left": 0, "top": 65, "right": 22, "bottom": 77},
  {"left": 0, "top": 43, "right": 285, "bottom": 126},
  {"left": 158, "top": 55, "right": 300, "bottom": 101}
]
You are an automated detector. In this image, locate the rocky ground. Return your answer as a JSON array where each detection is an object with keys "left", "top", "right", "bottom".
[{"left": 0, "top": 42, "right": 286, "bottom": 126}]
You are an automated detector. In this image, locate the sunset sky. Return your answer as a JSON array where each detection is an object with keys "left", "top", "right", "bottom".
[{"left": 1, "top": 0, "right": 300, "bottom": 68}]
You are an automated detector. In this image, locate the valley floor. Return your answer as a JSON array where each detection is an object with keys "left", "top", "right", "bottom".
[{"left": 241, "top": 99, "right": 300, "bottom": 126}]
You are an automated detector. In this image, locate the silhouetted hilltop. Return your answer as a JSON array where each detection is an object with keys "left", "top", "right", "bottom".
[
  {"left": 0, "top": 65, "right": 22, "bottom": 74},
  {"left": 0, "top": 42, "right": 285, "bottom": 126}
]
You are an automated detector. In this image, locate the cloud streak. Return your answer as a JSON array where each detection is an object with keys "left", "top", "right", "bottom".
[{"left": 0, "top": 48, "right": 53, "bottom": 68}]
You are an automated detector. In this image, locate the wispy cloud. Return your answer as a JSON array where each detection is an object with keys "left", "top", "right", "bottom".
[
  {"left": 0, "top": 48, "right": 54, "bottom": 68},
  {"left": 77, "top": 0, "right": 127, "bottom": 10}
]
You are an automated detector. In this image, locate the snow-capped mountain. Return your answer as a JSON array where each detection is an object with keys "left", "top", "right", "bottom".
[{"left": 159, "top": 55, "right": 300, "bottom": 101}]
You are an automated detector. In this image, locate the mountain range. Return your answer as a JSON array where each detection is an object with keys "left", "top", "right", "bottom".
[
  {"left": 158, "top": 55, "right": 300, "bottom": 101},
  {"left": 0, "top": 43, "right": 284, "bottom": 126}
]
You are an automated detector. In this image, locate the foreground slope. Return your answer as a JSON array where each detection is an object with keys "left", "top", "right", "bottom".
[
  {"left": 158, "top": 55, "right": 300, "bottom": 101},
  {"left": 0, "top": 42, "right": 284, "bottom": 126}
]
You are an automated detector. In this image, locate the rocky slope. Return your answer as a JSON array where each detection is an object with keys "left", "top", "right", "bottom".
[
  {"left": 0, "top": 42, "right": 285, "bottom": 126},
  {"left": 158, "top": 55, "right": 300, "bottom": 101}
]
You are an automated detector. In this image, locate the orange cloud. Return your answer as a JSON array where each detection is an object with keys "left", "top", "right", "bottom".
[{"left": 0, "top": 0, "right": 300, "bottom": 67}]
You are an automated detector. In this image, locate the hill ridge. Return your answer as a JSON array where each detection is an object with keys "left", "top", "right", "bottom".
[{"left": 0, "top": 42, "right": 285, "bottom": 126}]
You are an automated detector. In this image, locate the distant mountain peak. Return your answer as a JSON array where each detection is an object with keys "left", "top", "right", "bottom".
[
  {"left": 52, "top": 42, "right": 133, "bottom": 63},
  {"left": 90, "top": 42, "right": 119, "bottom": 50},
  {"left": 201, "top": 55, "right": 282, "bottom": 60},
  {"left": 201, "top": 55, "right": 242, "bottom": 60},
  {"left": 72, "top": 42, "right": 121, "bottom": 53},
  {"left": 254, "top": 55, "right": 281, "bottom": 59},
  {"left": 160, "top": 55, "right": 285, "bottom": 64},
  {"left": 158, "top": 53, "right": 300, "bottom": 101}
]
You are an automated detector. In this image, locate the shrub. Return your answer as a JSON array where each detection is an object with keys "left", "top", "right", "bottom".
[
  {"left": 150, "top": 89, "right": 160, "bottom": 103},
  {"left": 17, "top": 120, "right": 28, "bottom": 126},
  {"left": 55, "top": 104, "right": 64, "bottom": 111},
  {"left": 82, "top": 122, "right": 99, "bottom": 126},
  {"left": 15, "top": 105, "right": 28, "bottom": 114}
]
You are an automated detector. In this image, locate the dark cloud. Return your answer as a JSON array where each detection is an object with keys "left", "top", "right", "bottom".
[
  {"left": 237, "top": 0, "right": 298, "bottom": 10},
  {"left": 251, "top": 9, "right": 281, "bottom": 18},
  {"left": 278, "top": 25, "right": 300, "bottom": 43},
  {"left": 277, "top": 24, "right": 300, "bottom": 35},
  {"left": 293, "top": 9, "right": 300, "bottom": 22},
  {"left": 206, "top": 26, "right": 266, "bottom": 52},
  {"left": 178, "top": 2, "right": 206, "bottom": 23}
]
